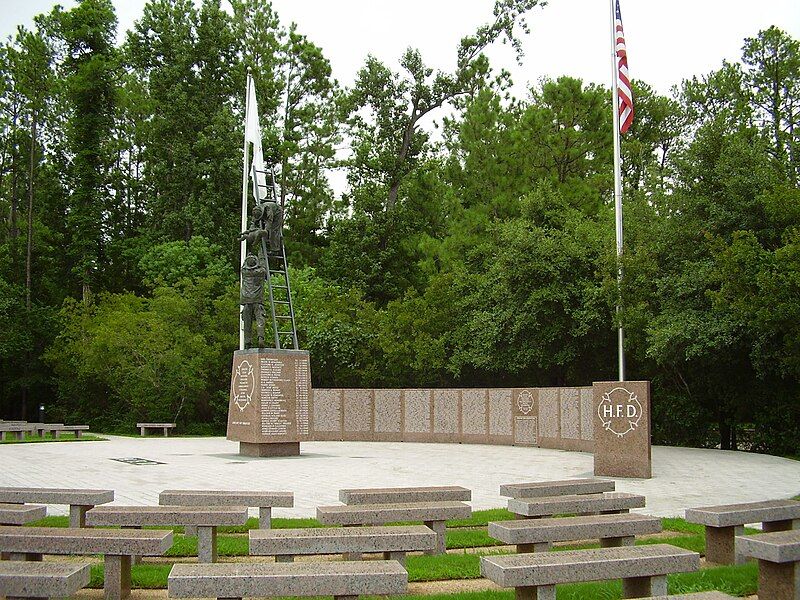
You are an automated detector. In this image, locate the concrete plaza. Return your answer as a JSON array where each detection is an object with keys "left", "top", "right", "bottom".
[{"left": 1, "top": 436, "right": 798, "bottom": 518}]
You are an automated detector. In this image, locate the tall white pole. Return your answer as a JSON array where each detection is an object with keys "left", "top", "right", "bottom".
[
  {"left": 609, "top": 0, "right": 626, "bottom": 381},
  {"left": 239, "top": 71, "right": 252, "bottom": 351}
]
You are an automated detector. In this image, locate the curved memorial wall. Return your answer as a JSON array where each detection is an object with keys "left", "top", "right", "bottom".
[{"left": 310, "top": 387, "right": 595, "bottom": 452}]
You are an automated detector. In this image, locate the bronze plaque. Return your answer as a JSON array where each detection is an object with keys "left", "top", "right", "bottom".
[{"left": 227, "top": 349, "right": 312, "bottom": 444}]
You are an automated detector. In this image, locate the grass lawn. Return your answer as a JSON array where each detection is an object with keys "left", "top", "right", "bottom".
[{"left": 0, "top": 433, "right": 106, "bottom": 443}]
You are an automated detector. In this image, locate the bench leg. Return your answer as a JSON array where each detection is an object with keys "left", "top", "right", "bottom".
[
  {"left": 622, "top": 574, "right": 666, "bottom": 598},
  {"left": 140, "top": 427, "right": 146, "bottom": 436},
  {"left": 122, "top": 525, "right": 142, "bottom": 565},
  {"left": 515, "top": 585, "right": 555, "bottom": 600},
  {"left": 705, "top": 525, "right": 743, "bottom": 565},
  {"left": 76, "top": 430, "right": 83, "bottom": 438},
  {"left": 600, "top": 535, "right": 635, "bottom": 548},
  {"left": 424, "top": 520, "right": 446, "bottom": 555},
  {"left": 275, "top": 555, "right": 294, "bottom": 563},
  {"left": 763, "top": 519, "right": 799, "bottom": 533},
  {"left": 104, "top": 554, "right": 132, "bottom": 600},
  {"left": 70, "top": 504, "right": 91, "bottom": 528},
  {"left": 259, "top": 506, "right": 271, "bottom": 529},
  {"left": 198, "top": 526, "right": 218, "bottom": 563},
  {"left": 7, "top": 552, "right": 42, "bottom": 561},
  {"left": 164, "top": 427, "right": 169, "bottom": 436},
  {"left": 517, "top": 543, "right": 551, "bottom": 553},
  {"left": 342, "top": 551, "right": 363, "bottom": 560},
  {"left": 757, "top": 558, "right": 798, "bottom": 600},
  {"left": 383, "top": 551, "right": 406, "bottom": 566},
  {"left": 185, "top": 525, "right": 198, "bottom": 536}
]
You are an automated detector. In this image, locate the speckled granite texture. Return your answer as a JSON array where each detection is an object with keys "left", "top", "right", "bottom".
[
  {"left": 338, "top": 486, "right": 470, "bottom": 504},
  {"left": 249, "top": 525, "right": 435, "bottom": 555},
  {"left": 488, "top": 513, "right": 661, "bottom": 544},
  {"left": 159, "top": 490, "right": 293, "bottom": 508},
  {"left": 736, "top": 529, "right": 800, "bottom": 562},
  {"left": 167, "top": 561, "right": 407, "bottom": 597},
  {"left": 85, "top": 505, "right": 248, "bottom": 526},
  {"left": 0, "top": 503, "right": 46, "bottom": 525},
  {"left": 0, "top": 526, "right": 172, "bottom": 555},
  {"left": 480, "top": 544, "right": 699, "bottom": 586},
  {"left": 0, "top": 561, "right": 91, "bottom": 597},
  {"left": 507, "top": 492, "right": 646, "bottom": 517},
  {"left": 500, "top": 478, "right": 614, "bottom": 498},
  {"left": 685, "top": 499, "right": 800, "bottom": 527},
  {"left": 316, "top": 501, "right": 471, "bottom": 525}
]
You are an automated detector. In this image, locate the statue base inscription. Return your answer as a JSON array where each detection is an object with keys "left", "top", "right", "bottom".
[{"left": 226, "top": 348, "right": 311, "bottom": 457}]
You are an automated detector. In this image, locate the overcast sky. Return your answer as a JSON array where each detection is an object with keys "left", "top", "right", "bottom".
[{"left": 2, "top": 0, "right": 799, "bottom": 99}]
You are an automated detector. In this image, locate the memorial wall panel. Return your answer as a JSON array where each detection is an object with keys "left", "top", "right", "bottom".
[
  {"left": 461, "top": 389, "right": 488, "bottom": 443},
  {"left": 374, "top": 389, "right": 402, "bottom": 440},
  {"left": 538, "top": 388, "right": 559, "bottom": 440},
  {"left": 560, "top": 388, "right": 581, "bottom": 440},
  {"left": 580, "top": 388, "right": 594, "bottom": 441},
  {"left": 311, "top": 388, "right": 343, "bottom": 441},
  {"left": 403, "top": 389, "right": 432, "bottom": 441},
  {"left": 343, "top": 389, "right": 373, "bottom": 440},
  {"left": 433, "top": 389, "right": 460, "bottom": 442},
  {"left": 488, "top": 389, "right": 513, "bottom": 443}
]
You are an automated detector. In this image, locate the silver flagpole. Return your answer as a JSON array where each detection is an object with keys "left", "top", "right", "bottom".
[
  {"left": 609, "top": 0, "right": 626, "bottom": 381},
  {"left": 239, "top": 70, "right": 252, "bottom": 351}
]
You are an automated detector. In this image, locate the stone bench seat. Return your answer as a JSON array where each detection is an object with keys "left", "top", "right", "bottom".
[
  {"left": 316, "top": 501, "right": 471, "bottom": 555},
  {"left": 736, "top": 529, "right": 800, "bottom": 600},
  {"left": 338, "top": 485, "right": 471, "bottom": 504},
  {"left": 500, "top": 478, "right": 615, "bottom": 499},
  {"left": 0, "top": 487, "right": 114, "bottom": 528},
  {"left": 159, "top": 489, "right": 293, "bottom": 530},
  {"left": 489, "top": 513, "right": 662, "bottom": 552},
  {"left": 47, "top": 425, "right": 89, "bottom": 438},
  {"left": 137, "top": 423, "right": 175, "bottom": 436},
  {"left": 86, "top": 505, "right": 248, "bottom": 563},
  {"left": 249, "top": 524, "right": 436, "bottom": 565},
  {"left": 685, "top": 498, "right": 800, "bottom": 565},
  {"left": 0, "top": 561, "right": 91, "bottom": 599},
  {"left": 481, "top": 543, "right": 700, "bottom": 600},
  {"left": 508, "top": 492, "right": 646, "bottom": 518},
  {"left": 168, "top": 560, "right": 407, "bottom": 600},
  {"left": 0, "top": 526, "right": 172, "bottom": 600},
  {"left": 0, "top": 504, "right": 46, "bottom": 526}
]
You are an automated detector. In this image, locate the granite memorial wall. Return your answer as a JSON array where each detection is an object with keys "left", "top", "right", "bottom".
[{"left": 310, "top": 387, "right": 595, "bottom": 451}]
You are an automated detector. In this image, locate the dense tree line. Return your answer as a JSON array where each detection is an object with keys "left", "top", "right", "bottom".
[{"left": 0, "top": 0, "right": 797, "bottom": 453}]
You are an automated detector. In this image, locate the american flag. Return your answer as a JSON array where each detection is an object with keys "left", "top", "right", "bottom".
[{"left": 615, "top": 0, "right": 634, "bottom": 134}]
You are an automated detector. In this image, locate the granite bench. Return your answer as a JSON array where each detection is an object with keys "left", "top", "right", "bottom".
[
  {"left": 316, "top": 501, "right": 471, "bottom": 555},
  {"left": 250, "top": 524, "right": 436, "bottom": 565},
  {"left": 0, "top": 487, "right": 114, "bottom": 528},
  {"left": 168, "top": 560, "right": 408, "bottom": 600},
  {"left": 489, "top": 513, "right": 662, "bottom": 552},
  {"left": 736, "top": 529, "right": 800, "bottom": 600},
  {"left": 86, "top": 505, "right": 248, "bottom": 563},
  {"left": 0, "top": 525, "right": 173, "bottom": 600},
  {"left": 481, "top": 543, "right": 700, "bottom": 599},
  {"left": 685, "top": 498, "right": 800, "bottom": 565},
  {"left": 338, "top": 485, "right": 471, "bottom": 504},
  {"left": 0, "top": 504, "right": 46, "bottom": 526},
  {"left": 159, "top": 489, "right": 293, "bottom": 532},
  {"left": 0, "top": 424, "right": 34, "bottom": 441},
  {"left": 508, "top": 492, "right": 646, "bottom": 519},
  {"left": 48, "top": 425, "right": 89, "bottom": 438},
  {"left": 137, "top": 422, "right": 176, "bottom": 436},
  {"left": 0, "top": 561, "right": 91, "bottom": 600},
  {"left": 500, "top": 478, "right": 615, "bottom": 499}
]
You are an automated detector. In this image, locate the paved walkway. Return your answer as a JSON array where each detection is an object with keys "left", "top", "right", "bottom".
[{"left": 1, "top": 436, "right": 798, "bottom": 518}]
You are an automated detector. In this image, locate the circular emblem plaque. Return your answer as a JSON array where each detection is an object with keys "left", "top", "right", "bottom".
[
  {"left": 597, "top": 386, "right": 643, "bottom": 437},
  {"left": 517, "top": 390, "right": 534, "bottom": 415},
  {"left": 233, "top": 360, "right": 255, "bottom": 412}
]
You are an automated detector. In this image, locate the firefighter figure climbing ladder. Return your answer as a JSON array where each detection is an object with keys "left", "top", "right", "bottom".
[{"left": 251, "top": 165, "right": 299, "bottom": 350}]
